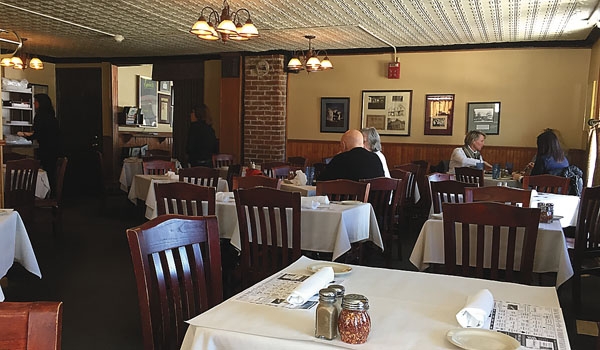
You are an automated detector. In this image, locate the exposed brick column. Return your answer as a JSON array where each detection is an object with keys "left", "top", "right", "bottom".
[{"left": 243, "top": 55, "right": 287, "bottom": 164}]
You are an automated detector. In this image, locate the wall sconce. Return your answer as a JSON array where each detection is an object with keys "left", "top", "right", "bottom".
[
  {"left": 287, "top": 35, "right": 333, "bottom": 73},
  {"left": 190, "top": 0, "right": 259, "bottom": 42}
]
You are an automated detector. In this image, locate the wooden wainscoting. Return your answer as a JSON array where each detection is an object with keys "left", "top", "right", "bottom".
[{"left": 287, "top": 139, "right": 586, "bottom": 174}]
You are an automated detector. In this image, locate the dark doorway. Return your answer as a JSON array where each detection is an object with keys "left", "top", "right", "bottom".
[{"left": 55, "top": 68, "right": 103, "bottom": 197}]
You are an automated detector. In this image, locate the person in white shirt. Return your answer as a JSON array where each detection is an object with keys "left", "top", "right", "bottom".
[
  {"left": 361, "top": 127, "right": 390, "bottom": 178},
  {"left": 449, "top": 130, "right": 492, "bottom": 173}
]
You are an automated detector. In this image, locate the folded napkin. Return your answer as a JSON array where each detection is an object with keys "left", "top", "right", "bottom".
[
  {"left": 312, "top": 195, "right": 330, "bottom": 205},
  {"left": 216, "top": 192, "right": 235, "bottom": 203},
  {"left": 456, "top": 289, "right": 494, "bottom": 328},
  {"left": 286, "top": 266, "right": 334, "bottom": 305},
  {"left": 292, "top": 170, "right": 307, "bottom": 186},
  {"left": 301, "top": 197, "right": 320, "bottom": 209}
]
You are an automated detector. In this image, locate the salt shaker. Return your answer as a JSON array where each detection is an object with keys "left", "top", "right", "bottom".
[
  {"left": 315, "top": 288, "right": 338, "bottom": 340},
  {"left": 328, "top": 284, "right": 345, "bottom": 314},
  {"left": 338, "top": 294, "right": 371, "bottom": 344}
]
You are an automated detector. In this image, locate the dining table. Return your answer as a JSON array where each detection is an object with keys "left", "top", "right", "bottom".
[
  {"left": 279, "top": 183, "right": 317, "bottom": 196},
  {"left": 181, "top": 255, "right": 571, "bottom": 350},
  {"left": 128, "top": 174, "right": 229, "bottom": 218},
  {"left": 529, "top": 191, "right": 580, "bottom": 228},
  {"left": 0, "top": 210, "right": 41, "bottom": 301},
  {"left": 483, "top": 174, "right": 521, "bottom": 188},
  {"left": 119, "top": 157, "right": 143, "bottom": 192},
  {"left": 409, "top": 214, "right": 573, "bottom": 287}
]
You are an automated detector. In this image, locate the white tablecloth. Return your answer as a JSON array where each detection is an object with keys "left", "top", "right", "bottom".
[
  {"left": 409, "top": 217, "right": 573, "bottom": 287},
  {"left": 279, "top": 183, "right": 316, "bottom": 196},
  {"left": 128, "top": 175, "right": 229, "bottom": 219},
  {"left": 181, "top": 256, "right": 570, "bottom": 350},
  {"left": 0, "top": 211, "right": 41, "bottom": 301},
  {"left": 483, "top": 174, "right": 521, "bottom": 188},
  {"left": 530, "top": 192, "right": 579, "bottom": 228},
  {"left": 119, "top": 158, "right": 143, "bottom": 192},
  {"left": 227, "top": 201, "right": 383, "bottom": 261}
]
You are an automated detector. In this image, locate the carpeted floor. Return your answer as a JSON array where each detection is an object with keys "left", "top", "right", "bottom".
[{"left": 3, "top": 192, "right": 599, "bottom": 349}]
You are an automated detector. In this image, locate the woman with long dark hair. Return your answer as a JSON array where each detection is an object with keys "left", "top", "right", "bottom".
[
  {"left": 530, "top": 129, "right": 569, "bottom": 176},
  {"left": 17, "top": 93, "right": 61, "bottom": 192}
]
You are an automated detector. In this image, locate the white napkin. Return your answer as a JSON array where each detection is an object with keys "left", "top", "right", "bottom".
[
  {"left": 286, "top": 266, "right": 334, "bottom": 305},
  {"left": 312, "top": 196, "right": 330, "bottom": 205},
  {"left": 456, "top": 289, "right": 494, "bottom": 328},
  {"left": 216, "top": 192, "right": 235, "bottom": 202},
  {"left": 292, "top": 170, "right": 307, "bottom": 186},
  {"left": 301, "top": 197, "right": 320, "bottom": 209}
]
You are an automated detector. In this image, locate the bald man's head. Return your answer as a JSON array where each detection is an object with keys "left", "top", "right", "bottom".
[{"left": 340, "top": 129, "right": 365, "bottom": 152}]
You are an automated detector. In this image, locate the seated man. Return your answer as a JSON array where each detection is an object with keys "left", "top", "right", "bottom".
[{"left": 318, "top": 129, "right": 384, "bottom": 181}]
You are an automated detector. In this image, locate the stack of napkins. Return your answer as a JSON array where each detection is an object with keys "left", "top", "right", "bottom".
[
  {"left": 291, "top": 170, "right": 307, "bottom": 186},
  {"left": 456, "top": 289, "right": 494, "bottom": 328},
  {"left": 216, "top": 192, "right": 235, "bottom": 202},
  {"left": 286, "top": 266, "right": 334, "bottom": 305}
]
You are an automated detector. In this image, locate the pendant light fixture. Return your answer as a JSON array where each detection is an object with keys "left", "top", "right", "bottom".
[
  {"left": 287, "top": 35, "right": 333, "bottom": 73},
  {"left": 190, "top": 0, "right": 259, "bottom": 42}
]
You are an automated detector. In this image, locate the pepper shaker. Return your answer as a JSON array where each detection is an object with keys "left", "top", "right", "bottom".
[{"left": 315, "top": 288, "right": 338, "bottom": 340}]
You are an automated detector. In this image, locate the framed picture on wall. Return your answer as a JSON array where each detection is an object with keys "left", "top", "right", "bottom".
[
  {"left": 138, "top": 75, "right": 158, "bottom": 127},
  {"left": 158, "top": 94, "right": 171, "bottom": 124},
  {"left": 361, "top": 90, "right": 412, "bottom": 136},
  {"left": 320, "top": 97, "right": 350, "bottom": 133},
  {"left": 466, "top": 102, "right": 501, "bottom": 135},
  {"left": 159, "top": 81, "right": 171, "bottom": 94},
  {"left": 424, "top": 94, "right": 454, "bottom": 135}
]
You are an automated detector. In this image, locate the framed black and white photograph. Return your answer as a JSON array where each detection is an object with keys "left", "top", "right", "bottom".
[
  {"left": 320, "top": 97, "right": 350, "bottom": 133},
  {"left": 158, "top": 94, "right": 171, "bottom": 124},
  {"left": 425, "top": 94, "right": 454, "bottom": 135},
  {"left": 159, "top": 80, "right": 171, "bottom": 94},
  {"left": 138, "top": 75, "right": 158, "bottom": 127},
  {"left": 361, "top": 90, "right": 412, "bottom": 136},
  {"left": 467, "top": 102, "right": 501, "bottom": 135}
]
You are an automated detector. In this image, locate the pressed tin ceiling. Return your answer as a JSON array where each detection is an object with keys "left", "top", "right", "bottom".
[{"left": 0, "top": 0, "right": 598, "bottom": 60}]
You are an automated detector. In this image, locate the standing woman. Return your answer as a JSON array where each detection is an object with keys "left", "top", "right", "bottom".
[
  {"left": 17, "top": 93, "right": 61, "bottom": 192},
  {"left": 186, "top": 104, "right": 218, "bottom": 167}
]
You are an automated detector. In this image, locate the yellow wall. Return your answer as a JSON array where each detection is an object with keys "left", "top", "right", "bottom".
[
  {"left": 287, "top": 48, "right": 591, "bottom": 150},
  {"left": 204, "top": 60, "right": 222, "bottom": 136},
  {"left": 117, "top": 64, "right": 152, "bottom": 107}
]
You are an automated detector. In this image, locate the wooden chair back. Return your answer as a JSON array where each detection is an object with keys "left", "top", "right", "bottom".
[
  {"left": 391, "top": 167, "right": 416, "bottom": 206},
  {"left": 571, "top": 186, "right": 600, "bottom": 310},
  {"left": 260, "top": 161, "right": 288, "bottom": 178},
  {"left": 154, "top": 182, "right": 216, "bottom": 216},
  {"left": 232, "top": 175, "right": 281, "bottom": 190},
  {"left": 34, "top": 157, "right": 68, "bottom": 236},
  {"left": 287, "top": 156, "right": 307, "bottom": 168},
  {"left": 212, "top": 154, "right": 234, "bottom": 168},
  {"left": 464, "top": 186, "right": 532, "bottom": 207},
  {"left": 179, "top": 166, "right": 220, "bottom": 187},
  {"left": 0, "top": 301, "right": 63, "bottom": 350},
  {"left": 142, "top": 160, "right": 176, "bottom": 175},
  {"left": 442, "top": 202, "right": 541, "bottom": 285},
  {"left": 427, "top": 173, "right": 453, "bottom": 182},
  {"left": 454, "top": 167, "right": 484, "bottom": 187},
  {"left": 316, "top": 179, "right": 370, "bottom": 203},
  {"left": 359, "top": 177, "right": 404, "bottom": 266},
  {"left": 234, "top": 187, "right": 301, "bottom": 288},
  {"left": 127, "top": 215, "right": 223, "bottom": 350},
  {"left": 225, "top": 164, "right": 242, "bottom": 191},
  {"left": 430, "top": 180, "right": 478, "bottom": 214},
  {"left": 271, "top": 165, "right": 292, "bottom": 180},
  {"left": 522, "top": 174, "right": 570, "bottom": 194},
  {"left": 5, "top": 158, "right": 40, "bottom": 222}
]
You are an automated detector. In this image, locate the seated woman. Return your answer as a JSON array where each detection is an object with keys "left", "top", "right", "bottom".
[
  {"left": 448, "top": 130, "right": 492, "bottom": 173},
  {"left": 513, "top": 129, "right": 569, "bottom": 181},
  {"left": 361, "top": 127, "right": 390, "bottom": 178}
]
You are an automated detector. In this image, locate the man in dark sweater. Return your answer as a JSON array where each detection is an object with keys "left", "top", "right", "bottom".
[{"left": 318, "top": 129, "right": 384, "bottom": 181}]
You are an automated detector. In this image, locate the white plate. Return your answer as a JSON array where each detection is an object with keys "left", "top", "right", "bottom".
[
  {"left": 446, "top": 328, "right": 520, "bottom": 350},
  {"left": 306, "top": 262, "right": 352, "bottom": 276},
  {"left": 340, "top": 200, "right": 362, "bottom": 205}
]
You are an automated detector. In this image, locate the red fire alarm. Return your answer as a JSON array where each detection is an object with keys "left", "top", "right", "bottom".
[{"left": 387, "top": 61, "right": 400, "bottom": 79}]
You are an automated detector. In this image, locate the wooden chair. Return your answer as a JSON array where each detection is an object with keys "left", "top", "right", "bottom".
[
  {"left": 394, "top": 164, "right": 419, "bottom": 205},
  {"left": 154, "top": 182, "right": 216, "bottom": 216},
  {"left": 522, "top": 174, "right": 570, "bottom": 195},
  {"left": 0, "top": 301, "right": 63, "bottom": 350},
  {"left": 430, "top": 180, "right": 478, "bottom": 214},
  {"left": 442, "top": 202, "right": 541, "bottom": 285},
  {"left": 287, "top": 156, "right": 307, "bottom": 168},
  {"left": 212, "top": 154, "right": 234, "bottom": 168},
  {"left": 225, "top": 164, "right": 242, "bottom": 191},
  {"left": 571, "top": 186, "right": 600, "bottom": 312},
  {"left": 142, "top": 160, "right": 176, "bottom": 175},
  {"left": 127, "top": 215, "right": 223, "bottom": 350},
  {"left": 360, "top": 177, "right": 403, "bottom": 267},
  {"left": 179, "top": 166, "right": 220, "bottom": 187},
  {"left": 454, "top": 166, "right": 484, "bottom": 187},
  {"left": 464, "top": 186, "right": 532, "bottom": 207},
  {"left": 390, "top": 168, "right": 415, "bottom": 229},
  {"left": 34, "top": 157, "right": 68, "bottom": 235},
  {"left": 234, "top": 187, "right": 301, "bottom": 288},
  {"left": 427, "top": 173, "right": 453, "bottom": 182},
  {"left": 260, "top": 161, "right": 288, "bottom": 178},
  {"left": 4, "top": 158, "right": 40, "bottom": 223},
  {"left": 316, "top": 179, "right": 370, "bottom": 203},
  {"left": 232, "top": 175, "right": 281, "bottom": 190},
  {"left": 271, "top": 165, "right": 292, "bottom": 180}
]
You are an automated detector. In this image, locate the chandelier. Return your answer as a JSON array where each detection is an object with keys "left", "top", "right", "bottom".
[
  {"left": 287, "top": 35, "right": 333, "bottom": 73},
  {"left": 0, "top": 30, "right": 43, "bottom": 70},
  {"left": 190, "top": 0, "right": 258, "bottom": 42}
]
